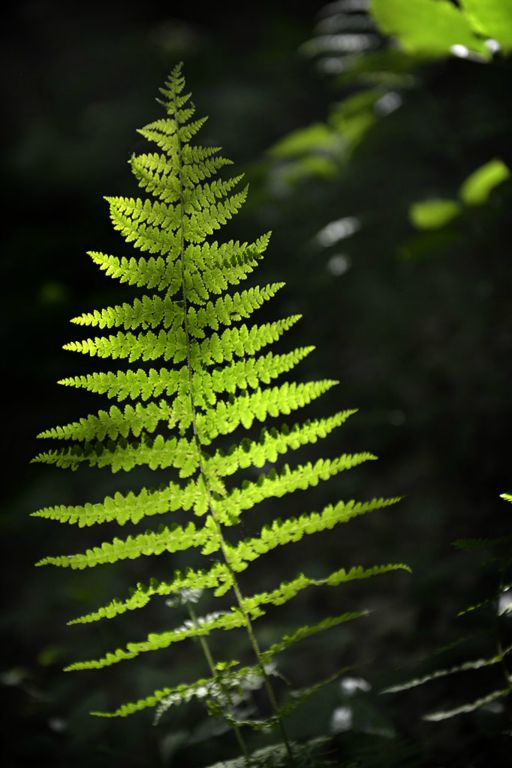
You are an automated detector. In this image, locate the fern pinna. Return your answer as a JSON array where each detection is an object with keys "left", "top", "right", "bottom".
[
  {"left": 33, "top": 64, "right": 408, "bottom": 759},
  {"left": 384, "top": 493, "right": 512, "bottom": 724}
]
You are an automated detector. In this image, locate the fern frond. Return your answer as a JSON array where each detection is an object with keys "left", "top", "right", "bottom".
[
  {"left": 204, "top": 739, "right": 333, "bottom": 768},
  {"left": 35, "top": 65, "right": 407, "bottom": 736}
]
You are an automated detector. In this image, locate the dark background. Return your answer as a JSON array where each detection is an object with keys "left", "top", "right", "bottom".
[{"left": 2, "top": 1, "right": 512, "bottom": 766}]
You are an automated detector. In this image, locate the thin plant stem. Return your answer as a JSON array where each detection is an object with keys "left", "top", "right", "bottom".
[{"left": 186, "top": 601, "right": 252, "bottom": 765}]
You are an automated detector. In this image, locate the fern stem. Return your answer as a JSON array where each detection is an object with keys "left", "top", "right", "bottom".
[
  {"left": 172, "top": 86, "right": 295, "bottom": 767},
  {"left": 186, "top": 602, "right": 252, "bottom": 765},
  {"left": 228, "top": 573, "right": 295, "bottom": 760}
]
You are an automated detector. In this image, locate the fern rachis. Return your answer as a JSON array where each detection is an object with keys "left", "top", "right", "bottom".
[{"left": 34, "top": 64, "right": 409, "bottom": 764}]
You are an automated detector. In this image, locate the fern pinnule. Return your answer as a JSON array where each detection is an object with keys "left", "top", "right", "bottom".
[{"left": 34, "top": 63, "right": 408, "bottom": 760}]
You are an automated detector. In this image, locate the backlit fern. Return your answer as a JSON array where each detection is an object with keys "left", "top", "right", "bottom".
[{"left": 33, "top": 64, "right": 409, "bottom": 761}]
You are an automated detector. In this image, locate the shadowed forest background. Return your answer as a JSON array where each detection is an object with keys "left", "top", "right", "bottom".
[{"left": 2, "top": 0, "right": 512, "bottom": 766}]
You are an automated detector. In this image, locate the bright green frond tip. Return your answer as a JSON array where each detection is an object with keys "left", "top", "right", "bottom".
[{"left": 34, "top": 62, "right": 407, "bottom": 736}]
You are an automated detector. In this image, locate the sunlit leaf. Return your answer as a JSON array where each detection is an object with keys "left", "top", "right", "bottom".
[
  {"left": 409, "top": 199, "right": 461, "bottom": 230},
  {"left": 461, "top": 0, "right": 512, "bottom": 52},
  {"left": 459, "top": 158, "right": 510, "bottom": 205},
  {"left": 371, "top": 0, "right": 488, "bottom": 58}
]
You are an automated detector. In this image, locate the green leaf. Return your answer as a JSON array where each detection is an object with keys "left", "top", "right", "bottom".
[
  {"left": 461, "top": 0, "right": 512, "bottom": 52},
  {"left": 409, "top": 198, "right": 462, "bottom": 230},
  {"left": 371, "top": 0, "right": 488, "bottom": 57},
  {"left": 329, "top": 90, "right": 381, "bottom": 148},
  {"left": 270, "top": 123, "right": 338, "bottom": 158},
  {"left": 458, "top": 158, "right": 510, "bottom": 205}
]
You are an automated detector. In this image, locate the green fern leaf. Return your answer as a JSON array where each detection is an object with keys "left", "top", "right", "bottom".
[
  {"left": 32, "top": 478, "right": 205, "bottom": 526},
  {"left": 34, "top": 64, "right": 407, "bottom": 732},
  {"left": 36, "top": 519, "right": 216, "bottom": 570}
]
